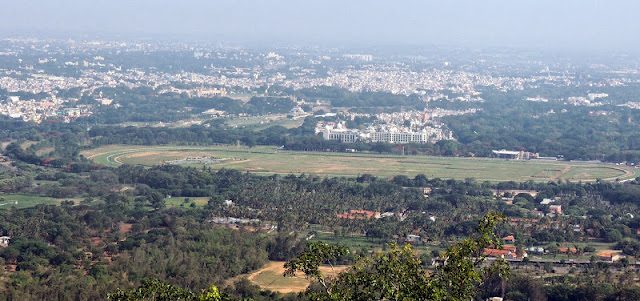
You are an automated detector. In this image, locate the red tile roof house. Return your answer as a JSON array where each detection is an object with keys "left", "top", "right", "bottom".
[
  {"left": 484, "top": 248, "right": 511, "bottom": 258},
  {"left": 484, "top": 246, "right": 527, "bottom": 260},
  {"left": 558, "top": 247, "right": 577, "bottom": 254},
  {"left": 502, "top": 245, "right": 517, "bottom": 253},
  {"left": 598, "top": 252, "right": 622, "bottom": 262}
]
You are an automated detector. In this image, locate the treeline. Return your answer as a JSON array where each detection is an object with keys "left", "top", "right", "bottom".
[
  {"left": 445, "top": 88, "right": 640, "bottom": 161},
  {"left": 294, "top": 86, "right": 426, "bottom": 109},
  {"left": 87, "top": 124, "right": 291, "bottom": 147},
  {"left": 78, "top": 85, "right": 297, "bottom": 124},
  {"left": 3, "top": 141, "right": 94, "bottom": 173}
]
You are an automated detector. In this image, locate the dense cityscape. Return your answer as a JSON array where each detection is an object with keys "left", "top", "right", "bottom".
[{"left": 2, "top": 39, "right": 639, "bottom": 149}]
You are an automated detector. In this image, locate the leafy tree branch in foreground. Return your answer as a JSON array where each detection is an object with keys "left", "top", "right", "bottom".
[
  {"left": 107, "top": 279, "right": 229, "bottom": 301},
  {"left": 284, "top": 213, "right": 509, "bottom": 301}
]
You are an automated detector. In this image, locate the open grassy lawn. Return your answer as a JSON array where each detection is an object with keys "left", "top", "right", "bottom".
[
  {"left": 35, "top": 147, "right": 55, "bottom": 156},
  {"left": 532, "top": 169, "right": 562, "bottom": 179},
  {"left": 0, "top": 194, "right": 83, "bottom": 209},
  {"left": 559, "top": 166, "right": 629, "bottom": 181},
  {"left": 225, "top": 115, "right": 304, "bottom": 130},
  {"left": 165, "top": 197, "right": 209, "bottom": 208},
  {"left": 81, "top": 145, "right": 639, "bottom": 182}
]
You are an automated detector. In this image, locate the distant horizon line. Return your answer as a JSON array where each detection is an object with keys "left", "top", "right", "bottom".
[{"left": 0, "top": 29, "right": 638, "bottom": 56}]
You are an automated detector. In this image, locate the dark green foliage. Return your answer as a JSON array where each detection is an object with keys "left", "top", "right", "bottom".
[
  {"left": 107, "top": 278, "right": 227, "bottom": 301},
  {"left": 446, "top": 93, "right": 640, "bottom": 161},
  {"left": 604, "top": 185, "right": 640, "bottom": 205}
]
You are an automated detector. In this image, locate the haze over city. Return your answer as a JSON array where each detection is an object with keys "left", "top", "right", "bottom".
[
  {"left": 3, "top": 1, "right": 640, "bottom": 300},
  {"left": 2, "top": 0, "right": 640, "bottom": 51}
]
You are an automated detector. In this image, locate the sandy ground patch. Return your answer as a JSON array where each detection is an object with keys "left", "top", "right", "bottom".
[
  {"left": 245, "top": 261, "right": 349, "bottom": 294},
  {"left": 119, "top": 222, "right": 134, "bottom": 234},
  {"left": 20, "top": 141, "right": 36, "bottom": 149},
  {"left": 0, "top": 142, "right": 11, "bottom": 151},
  {"left": 81, "top": 145, "right": 146, "bottom": 159},
  {"left": 90, "top": 237, "right": 104, "bottom": 247},
  {"left": 35, "top": 147, "right": 55, "bottom": 156},
  {"left": 550, "top": 165, "right": 573, "bottom": 180},
  {"left": 123, "top": 151, "right": 165, "bottom": 158}
]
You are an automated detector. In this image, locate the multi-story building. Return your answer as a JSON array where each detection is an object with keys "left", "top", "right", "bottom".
[
  {"left": 322, "top": 124, "right": 447, "bottom": 144},
  {"left": 323, "top": 127, "right": 360, "bottom": 143},
  {"left": 369, "top": 131, "right": 430, "bottom": 144}
]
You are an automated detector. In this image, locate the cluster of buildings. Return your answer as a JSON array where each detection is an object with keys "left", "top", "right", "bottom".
[
  {"left": 157, "top": 86, "right": 228, "bottom": 98},
  {"left": 1, "top": 38, "right": 638, "bottom": 126},
  {"left": 342, "top": 54, "right": 373, "bottom": 62},
  {"left": 322, "top": 125, "right": 451, "bottom": 144},
  {"left": 0, "top": 73, "right": 93, "bottom": 95},
  {"left": 375, "top": 108, "right": 478, "bottom": 127},
  {"left": 618, "top": 101, "right": 640, "bottom": 110},
  {"left": 318, "top": 109, "right": 475, "bottom": 144},
  {"left": 484, "top": 241, "right": 527, "bottom": 260},
  {"left": 567, "top": 96, "right": 604, "bottom": 107},
  {"left": 0, "top": 95, "right": 92, "bottom": 123},
  {"left": 565, "top": 93, "right": 609, "bottom": 107},
  {"left": 492, "top": 149, "right": 559, "bottom": 161},
  {"left": 492, "top": 149, "right": 539, "bottom": 160}
]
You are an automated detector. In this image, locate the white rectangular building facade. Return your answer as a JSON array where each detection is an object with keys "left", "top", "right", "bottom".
[
  {"left": 369, "top": 131, "right": 429, "bottom": 144},
  {"left": 323, "top": 128, "right": 359, "bottom": 143}
]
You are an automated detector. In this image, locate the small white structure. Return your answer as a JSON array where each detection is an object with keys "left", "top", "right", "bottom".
[
  {"left": 406, "top": 234, "right": 421, "bottom": 243},
  {"left": 540, "top": 198, "right": 555, "bottom": 205}
]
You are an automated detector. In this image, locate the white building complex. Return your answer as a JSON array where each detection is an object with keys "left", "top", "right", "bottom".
[
  {"left": 369, "top": 131, "right": 431, "bottom": 144},
  {"left": 322, "top": 123, "right": 360, "bottom": 143},
  {"left": 323, "top": 127, "right": 360, "bottom": 143},
  {"left": 322, "top": 124, "right": 452, "bottom": 144}
]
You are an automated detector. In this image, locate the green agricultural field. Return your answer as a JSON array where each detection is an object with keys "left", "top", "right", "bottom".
[{"left": 81, "top": 145, "right": 639, "bottom": 182}]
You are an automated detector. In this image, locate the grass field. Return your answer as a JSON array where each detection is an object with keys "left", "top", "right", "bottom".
[
  {"left": 81, "top": 145, "right": 639, "bottom": 182},
  {"left": 165, "top": 197, "right": 209, "bottom": 208},
  {"left": 0, "top": 194, "right": 83, "bottom": 209},
  {"left": 226, "top": 116, "right": 304, "bottom": 130}
]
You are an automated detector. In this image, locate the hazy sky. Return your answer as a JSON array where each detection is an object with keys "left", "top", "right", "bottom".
[{"left": 2, "top": 0, "right": 639, "bottom": 50}]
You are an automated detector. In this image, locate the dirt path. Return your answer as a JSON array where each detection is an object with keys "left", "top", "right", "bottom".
[
  {"left": 83, "top": 146, "right": 147, "bottom": 159},
  {"left": 550, "top": 165, "right": 573, "bottom": 180},
  {"left": 617, "top": 166, "right": 635, "bottom": 178}
]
